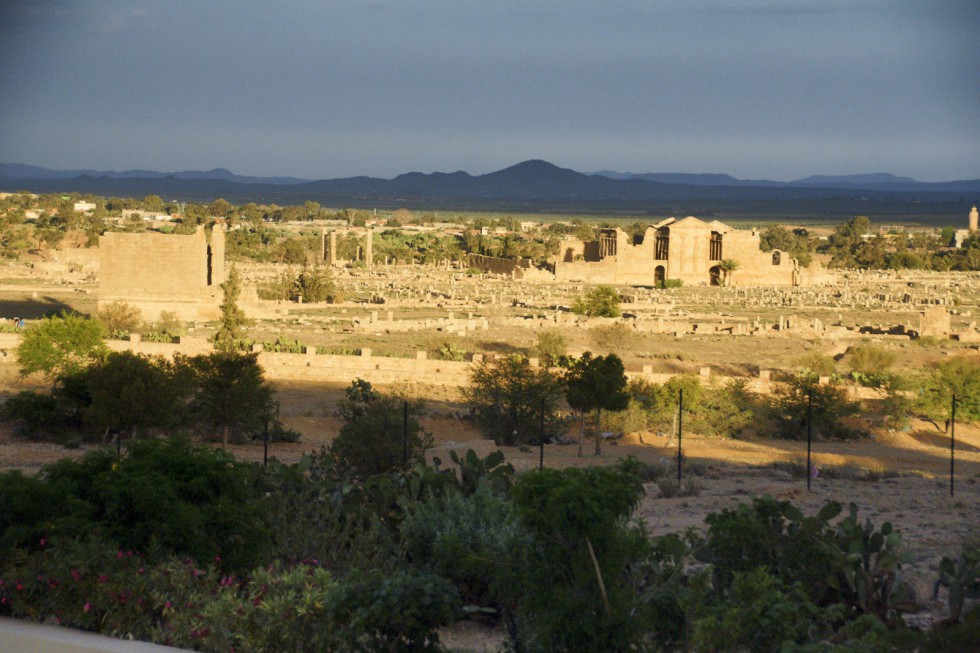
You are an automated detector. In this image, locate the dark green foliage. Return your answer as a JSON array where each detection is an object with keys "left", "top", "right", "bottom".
[
  {"left": 83, "top": 351, "right": 189, "bottom": 437},
  {"left": 330, "top": 379, "right": 432, "bottom": 478},
  {"left": 1, "top": 390, "right": 71, "bottom": 439},
  {"left": 833, "top": 504, "right": 915, "bottom": 619},
  {"left": 0, "top": 438, "right": 269, "bottom": 571},
  {"left": 212, "top": 266, "right": 250, "bottom": 353},
  {"left": 463, "top": 355, "right": 567, "bottom": 446},
  {"left": 693, "top": 568, "right": 844, "bottom": 653},
  {"left": 183, "top": 351, "right": 276, "bottom": 445},
  {"left": 509, "top": 466, "right": 649, "bottom": 652},
  {"left": 934, "top": 545, "right": 980, "bottom": 623},
  {"left": 699, "top": 496, "right": 843, "bottom": 602},
  {"left": 771, "top": 372, "right": 864, "bottom": 439},
  {"left": 571, "top": 285, "right": 621, "bottom": 317},
  {"left": 326, "top": 568, "right": 461, "bottom": 653},
  {"left": 698, "top": 497, "right": 915, "bottom": 622},
  {"left": 400, "top": 483, "right": 527, "bottom": 626}
]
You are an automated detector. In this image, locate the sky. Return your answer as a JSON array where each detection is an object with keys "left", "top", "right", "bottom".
[{"left": 1, "top": 0, "right": 978, "bottom": 182}]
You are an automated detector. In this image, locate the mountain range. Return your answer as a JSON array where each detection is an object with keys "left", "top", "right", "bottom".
[{"left": 1, "top": 160, "right": 977, "bottom": 210}]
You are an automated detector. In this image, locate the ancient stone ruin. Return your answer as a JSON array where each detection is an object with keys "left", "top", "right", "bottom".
[
  {"left": 98, "top": 225, "right": 227, "bottom": 321},
  {"left": 553, "top": 217, "right": 819, "bottom": 287}
]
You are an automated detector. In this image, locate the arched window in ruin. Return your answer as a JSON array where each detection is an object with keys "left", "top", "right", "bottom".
[
  {"left": 709, "top": 231, "right": 722, "bottom": 260},
  {"left": 655, "top": 227, "right": 669, "bottom": 260},
  {"left": 654, "top": 265, "right": 666, "bottom": 287},
  {"left": 709, "top": 265, "right": 721, "bottom": 286},
  {"left": 772, "top": 250, "right": 781, "bottom": 266}
]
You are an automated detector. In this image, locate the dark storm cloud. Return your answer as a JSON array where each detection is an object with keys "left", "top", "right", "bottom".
[{"left": 0, "top": 0, "right": 977, "bottom": 181}]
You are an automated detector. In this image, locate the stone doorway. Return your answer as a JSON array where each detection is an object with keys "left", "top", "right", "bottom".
[{"left": 709, "top": 265, "right": 721, "bottom": 286}]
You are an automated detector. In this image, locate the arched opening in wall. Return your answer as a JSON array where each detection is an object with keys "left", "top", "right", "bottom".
[
  {"left": 654, "top": 265, "right": 666, "bottom": 287},
  {"left": 655, "top": 227, "right": 669, "bottom": 260},
  {"left": 710, "top": 231, "right": 722, "bottom": 260},
  {"left": 206, "top": 245, "right": 213, "bottom": 286},
  {"left": 772, "top": 250, "right": 782, "bottom": 266},
  {"left": 709, "top": 265, "right": 721, "bottom": 286}
]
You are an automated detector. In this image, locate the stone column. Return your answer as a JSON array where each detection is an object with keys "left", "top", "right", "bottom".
[
  {"left": 328, "top": 231, "right": 337, "bottom": 266},
  {"left": 365, "top": 229, "right": 373, "bottom": 269}
]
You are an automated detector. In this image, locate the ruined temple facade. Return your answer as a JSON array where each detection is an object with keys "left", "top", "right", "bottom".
[
  {"left": 553, "top": 217, "right": 805, "bottom": 287},
  {"left": 98, "top": 225, "right": 227, "bottom": 321}
]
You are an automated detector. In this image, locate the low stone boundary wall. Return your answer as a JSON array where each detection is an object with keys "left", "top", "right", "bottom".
[
  {"left": 0, "top": 333, "right": 889, "bottom": 397},
  {"left": 0, "top": 616, "right": 192, "bottom": 653}
]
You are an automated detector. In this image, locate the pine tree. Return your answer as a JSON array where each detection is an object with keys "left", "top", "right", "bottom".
[{"left": 212, "top": 267, "right": 250, "bottom": 353}]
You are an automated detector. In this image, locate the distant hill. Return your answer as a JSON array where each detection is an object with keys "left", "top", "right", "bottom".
[
  {"left": 1, "top": 160, "right": 977, "bottom": 209},
  {"left": 0, "top": 163, "right": 309, "bottom": 185}
]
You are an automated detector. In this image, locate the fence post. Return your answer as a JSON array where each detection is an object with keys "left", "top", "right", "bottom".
[
  {"left": 807, "top": 389, "right": 813, "bottom": 492},
  {"left": 950, "top": 395, "right": 956, "bottom": 498},
  {"left": 539, "top": 396, "right": 545, "bottom": 470},
  {"left": 677, "top": 389, "right": 683, "bottom": 483}
]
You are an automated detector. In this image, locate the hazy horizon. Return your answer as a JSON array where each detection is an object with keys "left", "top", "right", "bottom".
[{"left": 2, "top": 1, "right": 978, "bottom": 182}]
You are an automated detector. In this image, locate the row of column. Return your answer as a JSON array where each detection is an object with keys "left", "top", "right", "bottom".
[{"left": 322, "top": 228, "right": 373, "bottom": 268}]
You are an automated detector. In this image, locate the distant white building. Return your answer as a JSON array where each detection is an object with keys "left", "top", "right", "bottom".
[
  {"left": 73, "top": 201, "right": 97, "bottom": 213},
  {"left": 953, "top": 205, "right": 978, "bottom": 248}
]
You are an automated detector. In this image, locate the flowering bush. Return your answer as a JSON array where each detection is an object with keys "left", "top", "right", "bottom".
[{"left": 0, "top": 536, "right": 457, "bottom": 652}]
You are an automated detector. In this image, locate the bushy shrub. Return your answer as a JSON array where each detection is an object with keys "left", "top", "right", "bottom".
[
  {"left": 330, "top": 379, "right": 431, "bottom": 477},
  {"left": 97, "top": 302, "right": 141, "bottom": 339},
  {"left": 463, "top": 356, "right": 567, "bottom": 446},
  {"left": 770, "top": 373, "right": 864, "bottom": 439},
  {"left": 1, "top": 390, "right": 71, "bottom": 439},
  {"left": 509, "top": 466, "right": 649, "bottom": 652},
  {"left": 693, "top": 568, "right": 843, "bottom": 653},
  {"left": 0, "top": 438, "right": 270, "bottom": 571},
  {"left": 401, "top": 482, "right": 529, "bottom": 619},
  {"left": 572, "top": 285, "right": 621, "bottom": 317}
]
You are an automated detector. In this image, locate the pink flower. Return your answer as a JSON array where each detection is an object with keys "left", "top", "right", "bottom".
[
  {"left": 98, "top": 574, "right": 108, "bottom": 584},
  {"left": 83, "top": 602, "right": 91, "bottom": 613},
  {"left": 39, "top": 538, "right": 47, "bottom": 547},
  {"left": 70, "top": 570, "right": 81, "bottom": 581},
  {"left": 164, "top": 601, "right": 172, "bottom": 609}
]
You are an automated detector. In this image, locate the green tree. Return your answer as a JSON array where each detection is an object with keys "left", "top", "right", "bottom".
[
  {"left": 572, "top": 286, "right": 621, "bottom": 317},
  {"left": 184, "top": 352, "right": 275, "bottom": 446},
  {"left": 213, "top": 267, "right": 250, "bottom": 353},
  {"left": 565, "top": 353, "right": 630, "bottom": 456},
  {"left": 329, "top": 379, "right": 431, "bottom": 477},
  {"left": 917, "top": 357, "right": 980, "bottom": 430},
  {"left": 719, "top": 259, "right": 739, "bottom": 286},
  {"left": 84, "top": 351, "right": 189, "bottom": 439},
  {"left": 290, "top": 265, "right": 341, "bottom": 303},
  {"left": 16, "top": 311, "right": 107, "bottom": 380},
  {"left": 772, "top": 373, "right": 863, "bottom": 439},
  {"left": 463, "top": 355, "right": 567, "bottom": 446}
]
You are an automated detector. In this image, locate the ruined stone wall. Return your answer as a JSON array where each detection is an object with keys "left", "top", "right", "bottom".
[
  {"left": 98, "top": 226, "right": 224, "bottom": 321},
  {"left": 465, "top": 254, "right": 531, "bottom": 278},
  {"left": 554, "top": 219, "right": 801, "bottom": 287}
]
